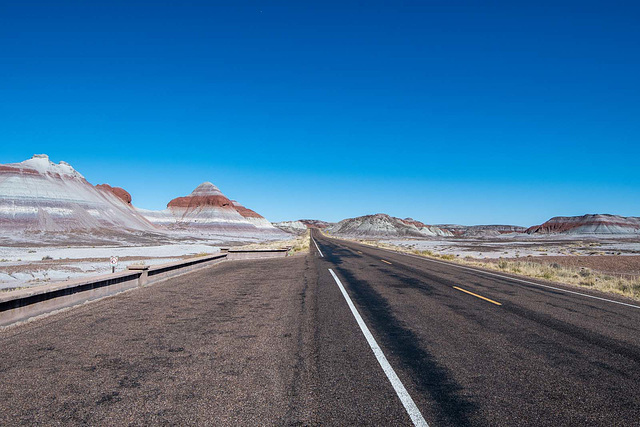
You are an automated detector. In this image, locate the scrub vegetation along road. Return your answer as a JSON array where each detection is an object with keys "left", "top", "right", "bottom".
[{"left": 2, "top": 230, "right": 640, "bottom": 425}]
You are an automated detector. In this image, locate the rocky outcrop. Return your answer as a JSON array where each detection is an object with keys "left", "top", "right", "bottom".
[
  {"left": 273, "top": 220, "right": 308, "bottom": 234},
  {"left": 0, "top": 155, "right": 155, "bottom": 233},
  {"left": 400, "top": 218, "right": 453, "bottom": 237},
  {"left": 299, "top": 219, "right": 333, "bottom": 229},
  {"left": 437, "top": 224, "right": 526, "bottom": 237},
  {"left": 526, "top": 214, "right": 640, "bottom": 235},
  {"left": 328, "top": 213, "right": 452, "bottom": 238}
]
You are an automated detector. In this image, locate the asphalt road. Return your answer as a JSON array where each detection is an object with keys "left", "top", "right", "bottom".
[
  {"left": 1, "top": 231, "right": 640, "bottom": 426},
  {"left": 312, "top": 230, "right": 640, "bottom": 426}
]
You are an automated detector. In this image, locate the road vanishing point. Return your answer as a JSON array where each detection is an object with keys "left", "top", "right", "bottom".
[{"left": 1, "top": 230, "right": 640, "bottom": 425}]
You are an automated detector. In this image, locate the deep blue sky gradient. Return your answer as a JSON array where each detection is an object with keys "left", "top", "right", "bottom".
[{"left": 1, "top": 1, "right": 638, "bottom": 225}]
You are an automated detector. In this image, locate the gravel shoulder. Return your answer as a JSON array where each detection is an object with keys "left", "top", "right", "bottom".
[{"left": 0, "top": 256, "right": 315, "bottom": 425}]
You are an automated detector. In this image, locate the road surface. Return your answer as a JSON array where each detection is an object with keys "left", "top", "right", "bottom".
[{"left": 1, "top": 230, "right": 639, "bottom": 425}]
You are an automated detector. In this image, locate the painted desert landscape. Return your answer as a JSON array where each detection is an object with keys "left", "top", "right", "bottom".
[
  {"left": 321, "top": 213, "right": 640, "bottom": 300},
  {"left": 0, "top": 154, "right": 289, "bottom": 289},
  {"left": 2, "top": 154, "right": 638, "bottom": 300}
]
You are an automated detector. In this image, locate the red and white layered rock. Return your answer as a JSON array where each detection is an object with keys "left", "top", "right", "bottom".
[
  {"left": 526, "top": 214, "right": 640, "bottom": 235},
  {"left": 0, "top": 155, "right": 155, "bottom": 233},
  {"left": 231, "top": 200, "right": 278, "bottom": 231},
  {"left": 138, "top": 182, "right": 282, "bottom": 235}
]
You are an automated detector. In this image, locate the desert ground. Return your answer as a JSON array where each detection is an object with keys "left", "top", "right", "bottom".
[{"left": 0, "top": 233, "right": 290, "bottom": 291}]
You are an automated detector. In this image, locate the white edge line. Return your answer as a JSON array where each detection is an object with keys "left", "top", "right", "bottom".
[
  {"left": 376, "top": 247, "right": 640, "bottom": 310},
  {"left": 312, "top": 238, "right": 324, "bottom": 257},
  {"left": 328, "top": 268, "right": 429, "bottom": 427}
]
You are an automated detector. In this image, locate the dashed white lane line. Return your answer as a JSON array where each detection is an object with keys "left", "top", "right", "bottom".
[
  {"left": 328, "top": 268, "right": 429, "bottom": 427},
  {"left": 312, "top": 238, "right": 324, "bottom": 257}
]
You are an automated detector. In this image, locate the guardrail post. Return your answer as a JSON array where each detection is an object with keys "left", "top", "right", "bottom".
[{"left": 127, "top": 265, "right": 150, "bottom": 286}]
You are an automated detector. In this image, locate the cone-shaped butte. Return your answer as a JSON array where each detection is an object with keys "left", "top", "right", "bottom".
[{"left": 168, "top": 182, "right": 233, "bottom": 209}]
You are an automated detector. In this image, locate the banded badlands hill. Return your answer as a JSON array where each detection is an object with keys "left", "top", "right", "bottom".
[
  {"left": 526, "top": 214, "right": 640, "bottom": 235},
  {"left": 137, "top": 182, "right": 283, "bottom": 236},
  {"left": 0, "top": 155, "right": 156, "bottom": 241},
  {"left": 327, "top": 213, "right": 452, "bottom": 238},
  {"left": 0, "top": 155, "right": 285, "bottom": 245},
  {"left": 436, "top": 224, "right": 527, "bottom": 237},
  {"left": 273, "top": 220, "right": 308, "bottom": 235}
]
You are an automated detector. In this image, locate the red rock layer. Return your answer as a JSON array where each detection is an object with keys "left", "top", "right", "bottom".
[
  {"left": 231, "top": 201, "right": 264, "bottom": 219},
  {"left": 167, "top": 195, "right": 232, "bottom": 209},
  {"left": 96, "top": 184, "right": 132, "bottom": 205},
  {"left": 400, "top": 218, "right": 428, "bottom": 228}
]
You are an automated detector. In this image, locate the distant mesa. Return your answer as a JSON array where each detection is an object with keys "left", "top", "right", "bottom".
[
  {"left": 327, "top": 213, "right": 452, "bottom": 238},
  {"left": 526, "top": 214, "right": 640, "bottom": 235}
]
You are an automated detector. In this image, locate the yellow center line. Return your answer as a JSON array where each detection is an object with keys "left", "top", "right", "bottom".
[
  {"left": 381, "top": 259, "right": 392, "bottom": 265},
  {"left": 453, "top": 286, "right": 502, "bottom": 306}
]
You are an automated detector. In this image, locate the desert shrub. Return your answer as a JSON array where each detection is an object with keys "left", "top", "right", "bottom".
[
  {"left": 193, "top": 252, "right": 211, "bottom": 257},
  {"left": 541, "top": 270, "right": 556, "bottom": 280}
]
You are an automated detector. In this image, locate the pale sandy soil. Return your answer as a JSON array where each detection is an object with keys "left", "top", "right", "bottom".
[
  {"left": 382, "top": 236, "right": 640, "bottom": 259},
  {"left": 0, "top": 243, "right": 223, "bottom": 290},
  {"left": 0, "top": 228, "right": 292, "bottom": 290}
]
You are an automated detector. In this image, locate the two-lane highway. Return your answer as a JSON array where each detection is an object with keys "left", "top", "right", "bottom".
[
  {"left": 1, "top": 232, "right": 639, "bottom": 425},
  {"left": 311, "top": 230, "right": 640, "bottom": 426}
]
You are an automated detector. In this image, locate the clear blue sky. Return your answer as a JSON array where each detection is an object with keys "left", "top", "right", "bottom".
[{"left": 1, "top": 1, "right": 638, "bottom": 225}]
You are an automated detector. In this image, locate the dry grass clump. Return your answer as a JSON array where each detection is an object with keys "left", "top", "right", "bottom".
[
  {"left": 288, "top": 230, "right": 310, "bottom": 255},
  {"left": 237, "top": 230, "right": 310, "bottom": 255},
  {"left": 348, "top": 238, "right": 640, "bottom": 301},
  {"left": 480, "top": 259, "right": 640, "bottom": 298}
]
